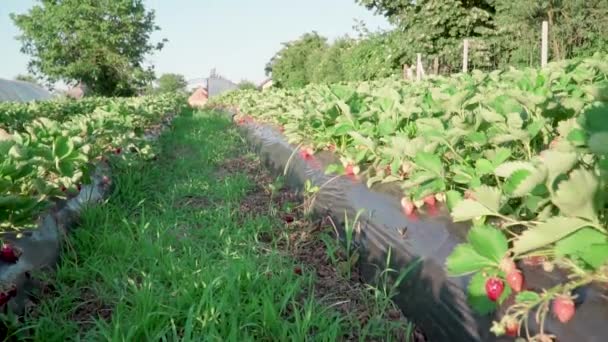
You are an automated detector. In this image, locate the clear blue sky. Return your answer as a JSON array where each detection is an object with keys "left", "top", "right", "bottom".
[{"left": 0, "top": 0, "right": 391, "bottom": 86}]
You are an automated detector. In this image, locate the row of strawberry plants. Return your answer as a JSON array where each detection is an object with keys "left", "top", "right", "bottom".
[
  {"left": 0, "top": 94, "right": 182, "bottom": 132},
  {"left": 209, "top": 54, "right": 608, "bottom": 339},
  {"left": 0, "top": 92, "right": 187, "bottom": 231}
]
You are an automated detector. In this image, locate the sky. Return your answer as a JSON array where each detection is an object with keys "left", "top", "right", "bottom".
[{"left": 0, "top": 0, "right": 392, "bottom": 87}]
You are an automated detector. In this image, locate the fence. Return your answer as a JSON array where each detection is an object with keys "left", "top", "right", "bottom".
[{"left": 404, "top": 20, "right": 551, "bottom": 81}]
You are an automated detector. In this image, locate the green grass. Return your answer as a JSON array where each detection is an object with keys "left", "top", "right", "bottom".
[{"left": 5, "top": 110, "right": 413, "bottom": 341}]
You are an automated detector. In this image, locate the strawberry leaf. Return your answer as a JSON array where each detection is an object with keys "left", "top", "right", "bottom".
[
  {"left": 452, "top": 199, "right": 495, "bottom": 222},
  {"left": 468, "top": 224, "right": 508, "bottom": 262},
  {"left": 516, "top": 291, "right": 541, "bottom": 304},
  {"left": 513, "top": 217, "right": 593, "bottom": 255},
  {"left": 446, "top": 244, "right": 494, "bottom": 276},
  {"left": 552, "top": 168, "right": 599, "bottom": 221}
]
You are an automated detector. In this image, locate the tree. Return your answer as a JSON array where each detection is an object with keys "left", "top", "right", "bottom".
[
  {"left": 237, "top": 80, "right": 258, "bottom": 91},
  {"left": 269, "top": 32, "right": 328, "bottom": 88},
  {"left": 11, "top": 0, "right": 165, "bottom": 97},
  {"left": 14, "top": 74, "right": 39, "bottom": 85},
  {"left": 156, "top": 73, "right": 187, "bottom": 93}
]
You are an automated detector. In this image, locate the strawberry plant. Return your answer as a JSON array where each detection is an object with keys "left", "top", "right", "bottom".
[
  {"left": 210, "top": 54, "right": 608, "bottom": 339},
  {"left": 0, "top": 92, "right": 186, "bottom": 230}
]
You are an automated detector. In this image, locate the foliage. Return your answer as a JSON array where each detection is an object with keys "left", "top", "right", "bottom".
[
  {"left": 355, "top": 0, "right": 608, "bottom": 72},
  {"left": 11, "top": 0, "right": 165, "bottom": 97},
  {"left": 237, "top": 80, "right": 258, "bottom": 91},
  {"left": 209, "top": 53, "right": 608, "bottom": 339},
  {"left": 155, "top": 73, "right": 188, "bottom": 94},
  {"left": 14, "top": 74, "right": 39, "bottom": 86},
  {"left": 0, "top": 93, "right": 186, "bottom": 229},
  {"left": 267, "top": 32, "right": 328, "bottom": 88}
]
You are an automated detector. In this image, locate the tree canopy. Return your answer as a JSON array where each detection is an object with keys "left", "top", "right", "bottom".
[
  {"left": 11, "top": 0, "right": 165, "bottom": 97},
  {"left": 156, "top": 73, "right": 187, "bottom": 94}
]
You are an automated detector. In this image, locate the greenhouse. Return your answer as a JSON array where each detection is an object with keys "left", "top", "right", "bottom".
[{"left": 0, "top": 78, "right": 52, "bottom": 102}]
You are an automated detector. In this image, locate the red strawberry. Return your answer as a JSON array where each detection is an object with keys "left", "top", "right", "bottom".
[
  {"left": 423, "top": 195, "right": 436, "bottom": 207},
  {"left": 0, "top": 244, "right": 19, "bottom": 263},
  {"left": 401, "top": 198, "right": 415, "bottom": 216},
  {"left": 485, "top": 277, "right": 504, "bottom": 302},
  {"left": 115, "top": 147, "right": 122, "bottom": 155},
  {"left": 345, "top": 164, "right": 355, "bottom": 176},
  {"left": 506, "top": 270, "right": 524, "bottom": 292},
  {"left": 299, "top": 147, "right": 314, "bottom": 160},
  {"left": 505, "top": 320, "right": 519, "bottom": 337},
  {"left": 553, "top": 295, "right": 575, "bottom": 323},
  {"left": 294, "top": 266, "right": 302, "bottom": 275},
  {"left": 0, "top": 292, "right": 9, "bottom": 306}
]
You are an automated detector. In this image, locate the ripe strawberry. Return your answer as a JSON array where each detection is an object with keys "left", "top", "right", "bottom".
[
  {"left": 401, "top": 198, "right": 415, "bottom": 216},
  {"left": 294, "top": 266, "right": 302, "bottom": 275},
  {"left": 345, "top": 164, "right": 355, "bottom": 176},
  {"left": 0, "top": 292, "right": 9, "bottom": 306},
  {"left": 505, "top": 320, "right": 519, "bottom": 337},
  {"left": 485, "top": 277, "right": 504, "bottom": 302},
  {"left": 0, "top": 244, "right": 19, "bottom": 263},
  {"left": 506, "top": 270, "right": 524, "bottom": 292},
  {"left": 115, "top": 147, "right": 122, "bottom": 155},
  {"left": 423, "top": 195, "right": 436, "bottom": 207},
  {"left": 499, "top": 258, "right": 517, "bottom": 274},
  {"left": 299, "top": 147, "right": 314, "bottom": 160},
  {"left": 553, "top": 295, "right": 575, "bottom": 323}
]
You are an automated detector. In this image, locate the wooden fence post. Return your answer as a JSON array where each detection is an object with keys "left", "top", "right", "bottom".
[
  {"left": 541, "top": 21, "right": 549, "bottom": 68},
  {"left": 433, "top": 57, "right": 439, "bottom": 75},
  {"left": 462, "top": 39, "right": 469, "bottom": 73},
  {"left": 416, "top": 53, "right": 426, "bottom": 81}
]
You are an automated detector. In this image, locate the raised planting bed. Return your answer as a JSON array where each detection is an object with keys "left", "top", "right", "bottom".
[
  {"left": 223, "top": 109, "right": 608, "bottom": 342},
  {"left": 0, "top": 111, "right": 177, "bottom": 321}
]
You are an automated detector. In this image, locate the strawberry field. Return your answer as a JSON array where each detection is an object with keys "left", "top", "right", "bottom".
[
  {"left": 210, "top": 54, "right": 608, "bottom": 340},
  {"left": 0, "top": 94, "right": 186, "bottom": 230}
]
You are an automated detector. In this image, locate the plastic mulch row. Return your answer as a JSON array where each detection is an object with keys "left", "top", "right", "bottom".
[{"left": 226, "top": 110, "right": 608, "bottom": 342}]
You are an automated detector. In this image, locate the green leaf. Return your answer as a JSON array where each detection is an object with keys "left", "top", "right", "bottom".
[
  {"left": 494, "top": 161, "right": 536, "bottom": 178},
  {"left": 451, "top": 199, "right": 495, "bottom": 222},
  {"left": 580, "top": 244, "right": 608, "bottom": 269},
  {"left": 473, "top": 186, "right": 502, "bottom": 212},
  {"left": 467, "top": 272, "right": 498, "bottom": 315},
  {"left": 414, "top": 152, "right": 443, "bottom": 176},
  {"left": 588, "top": 132, "right": 608, "bottom": 155},
  {"left": 53, "top": 136, "right": 74, "bottom": 159},
  {"left": 446, "top": 244, "right": 493, "bottom": 276},
  {"left": 445, "top": 190, "right": 463, "bottom": 211},
  {"left": 515, "top": 291, "right": 541, "bottom": 304},
  {"left": 513, "top": 217, "right": 593, "bottom": 255},
  {"left": 468, "top": 224, "right": 508, "bottom": 262},
  {"left": 475, "top": 159, "right": 494, "bottom": 175},
  {"left": 539, "top": 150, "right": 578, "bottom": 185},
  {"left": 552, "top": 168, "right": 599, "bottom": 221},
  {"left": 503, "top": 168, "right": 546, "bottom": 197},
  {"left": 555, "top": 228, "right": 607, "bottom": 257}
]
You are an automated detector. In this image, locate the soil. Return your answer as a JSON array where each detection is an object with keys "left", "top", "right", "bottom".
[{"left": 218, "top": 154, "right": 428, "bottom": 342}]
